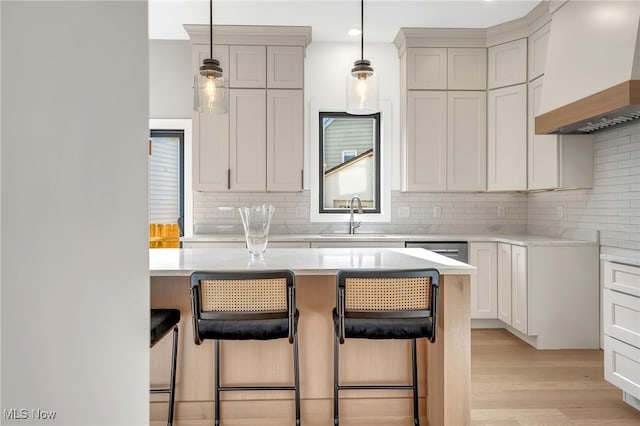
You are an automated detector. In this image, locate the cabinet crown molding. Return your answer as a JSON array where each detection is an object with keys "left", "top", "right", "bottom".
[{"left": 185, "top": 25, "right": 312, "bottom": 48}]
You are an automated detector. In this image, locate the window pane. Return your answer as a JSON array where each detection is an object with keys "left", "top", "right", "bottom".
[
  {"left": 319, "top": 112, "right": 380, "bottom": 213},
  {"left": 149, "top": 136, "right": 181, "bottom": 224}
]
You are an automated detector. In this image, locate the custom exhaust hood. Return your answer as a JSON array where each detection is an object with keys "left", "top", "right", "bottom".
[{"left": 535, "top": 1, "right": 640, "bottom": 134}]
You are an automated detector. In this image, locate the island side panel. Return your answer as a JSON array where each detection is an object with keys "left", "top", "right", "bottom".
[
  {"left": 427, "top": 274, "right": 471, "bottom": 426},
  {"left": 151, "top": 274, "right": 428, "bottom": 423}
]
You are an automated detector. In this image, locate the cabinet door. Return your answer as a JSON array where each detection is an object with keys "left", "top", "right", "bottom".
[
  {"left": 267, "top": 46, "right": 303, "bottom": 89},
  {"left": 229, "top": 89, "right": 266, "bottom": 191},
  {"left": 469, "top": 243, "right": 498, "bottom": 319},
  {"left": 511, "top": 245, "right": 528, "bottom": 335},
  {"left": 407, "top": 48, "right": 447, "bottom": 90},
  {"left": 406, "top": 91, "right": 447, "bottom": 191},
  {"left": 497, "top": 243, "right": 512, "bottom": 325},
  {"left": 448, "top": 48, "right": 487, "bottom": 90},
  {"left": 528, "top": 77, "right": 559, "bottom": 190},
  {"left": 528, "top": 22, "right": 550, "bottom": 81},
  {"left": 229, "top": 45, "right": 266, "bottom": 88},
  {"left": 447, "top": 91, "right": 487, "bottom": 191},
  {"left": 487, "top": 84, "right": 527, "bottom": 191},
  {"left": 267, "top": 90, "right": 303, "bottom": 191},
  {"left": 488, "top": 38, "right": 527, "bottom": 89},
  {"left": 192, "top": 45, "right": 230, "bottom": 191}
]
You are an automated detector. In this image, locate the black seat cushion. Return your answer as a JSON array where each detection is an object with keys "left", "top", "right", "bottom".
[
  {"left": 150, "top": 309, "right": 181, "bottom": 347},
  {"left": 333, "top": 308, "right": 433, "bottom": 340},
  {"left": 197, "top": 310, "right": 299, "bottom": 341}
]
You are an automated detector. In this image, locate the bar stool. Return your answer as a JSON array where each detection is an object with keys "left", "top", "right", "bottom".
[
  {"left": 190, "top": 270, "right": 300, "bottom": 426},
  {"left": 150, "top": 308, "right": 181, "bottom": 426},
  {"left": 332, "top": 268, "right": 440, "bottom": 426}
]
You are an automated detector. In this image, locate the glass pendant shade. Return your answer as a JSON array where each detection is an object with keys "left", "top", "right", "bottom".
[
  {"left": 194, "top": 59, "right": 228, "bottom": 114},
  {"left": 346, "top": 63, "right": 379, "bottom": 115},
  {"left": 346, "top": 0, "right": 379, "bottom": 115},
  {"left": 193, "top": 0, "right": 228, "bottom": 114}
]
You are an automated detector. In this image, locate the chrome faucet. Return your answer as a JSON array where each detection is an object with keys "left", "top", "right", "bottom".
[{"left": 349, "top": 195, "right": 363, "bottom": 234}]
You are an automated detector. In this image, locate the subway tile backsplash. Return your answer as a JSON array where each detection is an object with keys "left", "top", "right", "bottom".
[
  {"left": 528, "top": 122, "right": 640, "bottom": 251},
  {"left": 193, "top": 191, "right": 528, "bottom": 235}
]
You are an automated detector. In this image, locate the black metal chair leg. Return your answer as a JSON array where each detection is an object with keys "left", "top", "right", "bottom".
[
  {"left": 333, "top": 333, "right": 339, "bottom": 426},
  {"left": 412, "top": 339, "right": 419, "bottom": 426},
  {"left": 167, "top": 326, "right": 179, "bottom": 426},
  {"left": 293, "top": 333, "right": 301, "bottom": 426},
  {"left": 215, "top": 340, "right": 221, "bottom": 426}
]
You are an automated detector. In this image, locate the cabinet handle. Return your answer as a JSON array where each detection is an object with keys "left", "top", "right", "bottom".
[
  {"left": 227, "top": 169, "right": 231, "bottom": 190},
  {"left": 301, "top": 169, "right": 304, "bottom": 190}
]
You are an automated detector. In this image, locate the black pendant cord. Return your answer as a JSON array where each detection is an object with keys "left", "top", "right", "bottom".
[
  {"left": 360, "top": 0, "right": 364, "bottom": 61},
  {"left": 209, "top": 0, "right": 213, "bottom": 59}
]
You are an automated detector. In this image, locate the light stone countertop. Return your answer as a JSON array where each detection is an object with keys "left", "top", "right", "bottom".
[
  {"left": 181, "top": 233, "right": 597, "bottom": 246},
  {"left": 149, "top": 247, "right": 477, "bottom": 277}
]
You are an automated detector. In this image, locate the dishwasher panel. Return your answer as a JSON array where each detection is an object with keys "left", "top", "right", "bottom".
[{"left": 404, "top": 241, "right": 469, "bottom": 263}]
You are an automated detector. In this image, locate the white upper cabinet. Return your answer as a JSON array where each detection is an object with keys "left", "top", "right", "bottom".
[
  {"left": 407, "top": 48, "right": 447, "bottom": 90},
  {"left": 267, "top": 46, "right": 304, "bottom": 89},
  {"left": 408, "top": 47, "right": 487, "bottom": 90},
  {"left": 488, "top": 38, "right": 527, "bottom": 89},
  {"left": 229, "top": 89, "right": 267, "bottom": 191},
  {"left": 528, "top": 23, "right": 550, "bottom": 81},
  {"left": 192, "top": 44, "right": 230, "bottom": 192},
  {"left": 267, "top": 90, "right": 303, "bottom": 191},
  {"left": 406, "top": 91, "right": 447, "bottom": 191},
  {"left": 528, "top": 77, "right": 559, "bottom": 190},
  {"left": 229, "top": 45, "right": 267, "bottom": 88},
  {"left": 487, "top": 84, "right": 527, "bottom": 191},
  {"left": 528, "top": 77, "right": 594, "bottom": 190},
  {"left": 447, "top": 91, "right": 487, "bottom": 191},
  {"left": 447, "top": 48, "right": 487, "bottom": 90}
]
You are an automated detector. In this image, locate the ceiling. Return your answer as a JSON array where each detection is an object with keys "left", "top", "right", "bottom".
[{"left": 149, "top": 0, "right": 542, "bottom": 42}]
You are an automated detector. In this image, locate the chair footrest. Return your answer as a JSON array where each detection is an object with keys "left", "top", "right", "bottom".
[
  {"left": 219, "top": 385, "right": 296, "bottom": 392},
  {"left": 337, "top": 384, "right": 414, "bottom": 391}
]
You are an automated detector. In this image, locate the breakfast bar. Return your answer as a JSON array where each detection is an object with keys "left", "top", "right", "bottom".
[{"left": 150, "top": 247, "right": 475, "bottom": 425}]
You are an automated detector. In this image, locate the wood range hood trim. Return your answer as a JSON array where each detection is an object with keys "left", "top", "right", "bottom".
[{"left": 535, "top": 80, "right": 640, "bottom": 134}]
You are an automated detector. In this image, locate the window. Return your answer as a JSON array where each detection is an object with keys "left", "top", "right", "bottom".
[
  {"left": 149, "top": 129, "right": 184, "bottom": 234},
  {"left": 319, "top": 112, "right": 381, "bottom": 213}
]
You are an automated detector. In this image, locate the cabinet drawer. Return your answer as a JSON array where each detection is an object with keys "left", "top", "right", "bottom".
[
  {"left": 604, "top": 261, "right": 640, "bottom": 297},
  {"left": 604, "top": 288, "right": 640, "bottom": 348},
  {"left": 604, "top": 335, "right": 640, "bottom": 399}
]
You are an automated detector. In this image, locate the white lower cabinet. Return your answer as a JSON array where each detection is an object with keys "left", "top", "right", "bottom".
[
  {"left": 511, "top": 245, "right": 528, "bottom": 335},
  {"left": 494, "top": 243, "right": 598, "bottom": 349},
  {"left": 604, "top": 261, "right": 640, "bottom": 408},
  {"left": 497, "top": 243, "right": 512, "bottom": 324},
  {"left": 496, "top": 243, "right": 527, "bottom": 334},
  {"left": 469, "top": 242, "right": 497, "bottom": 319}
]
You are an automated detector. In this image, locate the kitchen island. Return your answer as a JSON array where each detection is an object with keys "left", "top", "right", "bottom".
[{"left": 150, "top": 247, "right": 475, "bottom": 425}]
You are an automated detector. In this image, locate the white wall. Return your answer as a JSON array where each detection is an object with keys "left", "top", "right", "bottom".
[
  {"left": 1, "top": 2, "right": 149, "bottom": 425},
  {"left": 304, "top": 42, "right": 401, "bottom": 190},
  {"left": 149, "top": 40, "right": 192, "bottom": 119}
]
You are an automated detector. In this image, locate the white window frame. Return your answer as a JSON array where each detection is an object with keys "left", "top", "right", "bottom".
[{"left": 309, "top": 99, "right": 392, "bottom": 223}]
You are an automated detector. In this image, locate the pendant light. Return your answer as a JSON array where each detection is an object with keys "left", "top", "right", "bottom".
[
  {"left": 346, "top": 0, "right": 379, "bottom": 115},
  {"left": 194, "top": 0, "right": 228, "bottom": 114}
]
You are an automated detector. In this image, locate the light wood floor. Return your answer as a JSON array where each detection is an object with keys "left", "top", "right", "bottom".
[
  {"left": 153, "top": 329, "right": 640, "bottom": 425},
  {"left": 471, "top": 328, "right": 640, "bottom": 426}
]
